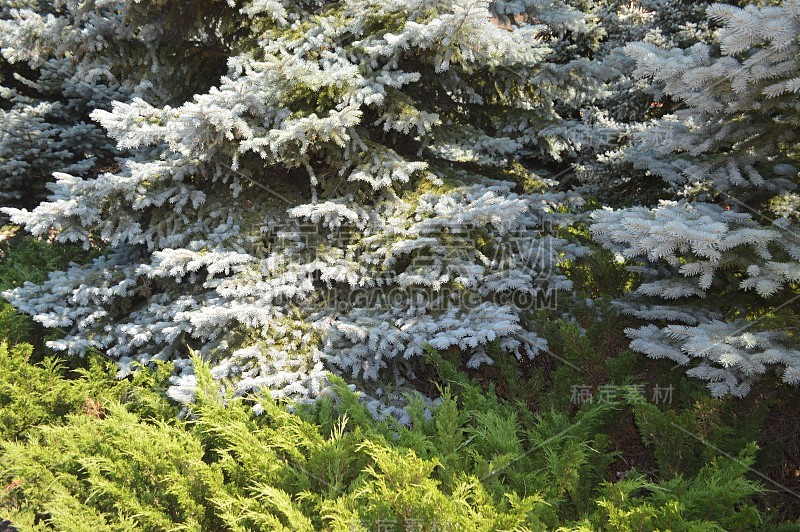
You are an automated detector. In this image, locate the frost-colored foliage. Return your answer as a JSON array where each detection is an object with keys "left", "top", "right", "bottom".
[
  {"left": 591, "top": 1, "right": 800, "bottom": 397},
  {"left": 622, "top": 1, "right": 800, "bottom": 193},
  {"left": 564, "top": 0, "right": 717, "bottom": 199},
  {"left": 3, "top": 0, "right": 594, "bottom": 412},
  {"left": 0, "top": 0, "right": 239, "bottom": 206},
  {"left": 0, "top": 1, "right": 121, "bottom": 205}
]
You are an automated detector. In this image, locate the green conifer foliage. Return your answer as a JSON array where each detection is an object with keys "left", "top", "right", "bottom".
[{"left": 0, "top": 346, "right": 768, "bottom": 531}]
